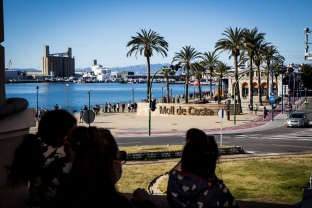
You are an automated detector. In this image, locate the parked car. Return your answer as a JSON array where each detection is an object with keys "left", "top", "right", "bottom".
[{"left": 286, "top": 112, "right": 310, "bottom": 127}]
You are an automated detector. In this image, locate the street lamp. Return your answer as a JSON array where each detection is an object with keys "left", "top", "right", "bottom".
[
  {"left": 88, "top": 90, "right": 93, "bottom": 127},
  {"left": 132, "top": 88, "right": 135, "bottom": 104},
  {"left": 270, "top": 61, "right": 274, "bottom": 121},
  {"left": 66, "top": 84, "right": 69, "bottom": 111},
  {"left": 36, "top": 86, "right": 39, "bottom": 119}
]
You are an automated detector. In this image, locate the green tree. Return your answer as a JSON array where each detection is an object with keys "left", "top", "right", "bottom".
[
  {"left": 190, "top": 61, "right": 206, "bottom": 101},
  {"left": 172, "top": 46, "right": 202, "bottom": 103},
  {"left": 215, "top": 61, "right": 231, "bottom": 103},
  {"left": 202, "top": 51, "right": 219, "bottom": 100},
  {"left": 242, "top": 27, "right": 265, "bottom": 106},
  {"left": 254, "top": 41, "right": 270, "bottom": 106},
  {"left": 262, "top": 44, "right": 279, "bottom": 100},
  {"left": 126, "top": 29, "right": 168, "bottom": 99},
  {"left": 215, "top": 27, "right": 246, "bottom": 114},
  {"left": 301, "top": 64, "right": 312, "bottom": 88},
  {"left": 272, "top": 55, "right": 285, "bottom": 96},
  {"left": 161, "top": 66, "right": 175, "bottom": 103}
]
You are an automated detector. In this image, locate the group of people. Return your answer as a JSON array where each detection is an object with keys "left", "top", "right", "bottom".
[
  {"left": 6, "top": 110, "right": 156, "bottom": 208},
  {"left": 248, "top": 103, "right": 259, "bottom": 115},
  {"left": 6, "top": 109, "right": 240, "bottom": 208}
]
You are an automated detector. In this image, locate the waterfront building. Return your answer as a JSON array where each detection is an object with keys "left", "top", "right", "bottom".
[
  {"left": 227, "top": 64, "right": 301, "bottom": 100},
  {"left": 42, "top": 45, "right": 75, "bottom": 77},
  {"left": 228, "top": 66, "right": 282, "bottom": 99}
]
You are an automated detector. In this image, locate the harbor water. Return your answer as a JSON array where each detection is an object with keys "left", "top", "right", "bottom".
[{"left": 5, "top": 82, "right": 218, "bottom": 112}]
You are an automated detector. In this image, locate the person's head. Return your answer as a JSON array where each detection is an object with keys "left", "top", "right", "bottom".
[
  {"left": 181, "top": 129, "right": 219, "bottom": 179},
  {"left": 6, "top": 110, "right": 77, "bottom": 187},
  {"left": 185, "top": 128, "right": 207, "bottom": 142},
  {"left": 64, "top": 126, "right": 127, "bottom": 207},
  {"left": 38, "top": 109, "right": 77, "bottom": 147}
]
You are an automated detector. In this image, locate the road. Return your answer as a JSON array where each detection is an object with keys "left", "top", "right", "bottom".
[{"left": 116, "top": 99, "right": 312, "bottom": 155}]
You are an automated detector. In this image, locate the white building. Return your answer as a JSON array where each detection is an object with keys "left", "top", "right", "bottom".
[{"left": 227, "top": 65, "right": 284, "bottom": 99}]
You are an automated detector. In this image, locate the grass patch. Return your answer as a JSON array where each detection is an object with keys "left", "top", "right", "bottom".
[
  {"left": 120, "top": 145, "right": 234, "bottom": 154},
  {"left": 120, "top": 145, "right": 183, "bottom": 153},
  {"left": 117, "top": 145, "right": 312, "bottom": 205}
]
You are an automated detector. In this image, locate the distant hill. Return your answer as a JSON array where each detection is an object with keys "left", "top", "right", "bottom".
[{"left": 10, "top": 63, "right": 171, "bottom": 75}]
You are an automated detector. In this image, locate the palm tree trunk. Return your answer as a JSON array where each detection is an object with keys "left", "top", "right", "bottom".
[
  {"left": 258, "top": 66, "right": 263, "bottom": 105},
  {"left": 210, "top": 73, "right": 213, "bottom": 100},
  {"left": 218, "top": 78, "right": 221, "bottom": 104},
  {"left": 249, "top": 59, "right": 254, "bottom": 106},
  {"left": 234, "top": 57, "right": 243, "bottom": 114},
  {"left": 185, "top": 69, "right": 189, "bottom": 103},
  {"left": 146, "top": 57, "right": 151, "bottom": 100},
  {"left": 166, "top": 74, "right": 170, "bottom": 103},
  {"left": 275, "top": 75, "right": 278, "bottom": 96},
  {"left": 198, "top": 79, "right": 202, "bottom": 101},
  {"left": 266, "top": 65, "right": 270, "bottom": 100}
]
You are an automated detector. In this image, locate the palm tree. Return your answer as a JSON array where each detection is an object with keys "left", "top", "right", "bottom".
[
  {"left": 191, "top": 61, "right": 206, "bottom": 101},
  {"left": 215, "top": 27, "right": 246, "bottom": 114},
  {"left": 126, "top": 29, "right": 168, "bottom": 99},
  {"left": 254, "top": 41, "right": 270, "bottom": 106},
  {"left": 272, "top": 55, "right": 285, "bottom": 95},
  {"left": 172, "top": 46, "right": 202, "bottom": 103},
  {"left": 202, "top": 51, "right": 219, "bottom": 100},
  {"left": 215, "top": 61, "right": 231, "bottom": 103},
  {"left": 263, "top": 45, "right": 279, "bottom": 100},
  {"left": 242, "top": 27, "right": 265, "bottom": 106},
  {"left": 161, "top": 66, "right": 175, "bottom": 103}
]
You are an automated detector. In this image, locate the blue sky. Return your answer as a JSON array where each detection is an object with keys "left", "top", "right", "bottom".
[{"left": 3, "top": 0, "right": 312, "bottom": 69}]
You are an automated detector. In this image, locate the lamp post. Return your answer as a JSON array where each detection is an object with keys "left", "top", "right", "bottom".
[
  {"left": 36, "top": 86, "right": 39, "bottom": 119},
  {"left": 132, "top": 88, "right": 135, "bottom": 104},
  {"left": 288, "top": 72, "right": 291, "bottom": 105},
  {"left": 270, "top": 61, "right": 274, "bottom": 121},
  {"left": 88, "top": 90, "right": 92, "bottom": 127},
  {"left": 148, "top": 67, "right": 171, "bottom": 135},
  {"left": 66, "top": 84, "right": 69, "bottom": 111}
]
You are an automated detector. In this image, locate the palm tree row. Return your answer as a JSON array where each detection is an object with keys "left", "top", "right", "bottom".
[{"left": 126, "top": 27, "right": 285, "bottom": 113}]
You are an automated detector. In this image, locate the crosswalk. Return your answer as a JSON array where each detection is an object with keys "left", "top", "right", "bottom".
[{"left": 218, "top": 130, "right": 312, "bottom": 141}]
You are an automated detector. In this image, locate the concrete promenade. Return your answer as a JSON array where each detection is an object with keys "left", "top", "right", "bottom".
[{"left": 30, "top": 98, "right": 290, "bottom": 136}]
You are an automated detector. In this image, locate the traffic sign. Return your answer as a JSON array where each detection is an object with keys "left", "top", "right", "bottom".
[
  {"left": 218, "top": 109, "right": 226, "bottom": 118},
  {"left": 83, "top": 110, "right": 95, "bottom": 124},
  {"left": 269, "top": 96, "right": 275, "bottom": 103},
  {"left": 270, "top": 92, "right": 274, "bottom": 96}
]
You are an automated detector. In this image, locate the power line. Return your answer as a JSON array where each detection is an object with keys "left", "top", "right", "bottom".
[{"left": 283, "top": 0, "right": 303, "bottom": 41}]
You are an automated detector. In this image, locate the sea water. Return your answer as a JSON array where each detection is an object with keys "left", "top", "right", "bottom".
[{"left": 5, "top": 82, "right": 218, "bottom": 111}]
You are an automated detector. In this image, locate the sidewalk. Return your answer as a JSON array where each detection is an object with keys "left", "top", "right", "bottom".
[{"left": 30, "top": 99, "right": 289, "bottom": 136}]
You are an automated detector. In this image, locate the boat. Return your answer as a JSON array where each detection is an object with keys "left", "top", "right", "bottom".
[{"left": 188, "top": 79, "right": 216, "bottom": 86}]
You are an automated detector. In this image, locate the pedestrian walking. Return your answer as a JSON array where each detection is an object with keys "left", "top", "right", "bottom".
[
  {"left": 121, "top": 102, "right": 125, "bottom": 113},
  {"left": 263, "top": 107, "right": 268, "bottom": 119},
  {"left": 253, "top": 103, "right": 258, "bottom": 115},
  {"left": 79, "top": 108, "right": 84, "bottom": 123},
  {"left": 127, "top": 102, "right": 131, "bottom": 112},
  {"left": 116, "top": 103, "right": 120, "bottom": 113},
  {"left": 248, "top": 103, "right": 253, "bottom": 114}
]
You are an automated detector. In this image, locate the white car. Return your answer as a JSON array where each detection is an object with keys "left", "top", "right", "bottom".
[{"left": 286, "top": 112, "right": 310, "bottom": 127}]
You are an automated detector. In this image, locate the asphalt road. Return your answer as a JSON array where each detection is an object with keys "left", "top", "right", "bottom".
[{"left": 116, "top": 100, "right": 312, "bottom": 155}]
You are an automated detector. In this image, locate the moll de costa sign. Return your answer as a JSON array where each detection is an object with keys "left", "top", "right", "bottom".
[{"left": 158, "top": 105, "right": 215, "bottom": 116}]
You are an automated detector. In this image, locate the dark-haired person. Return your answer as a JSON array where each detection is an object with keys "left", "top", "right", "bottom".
[
  {"left": 58, "top": 126, "right": 156, "bottom": 208},
  {"left": 6, "top": 109, "right": 77, "bottom": 208},
  {"left": 167, "top": 128, "right": 239, "bottom": 208}
]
